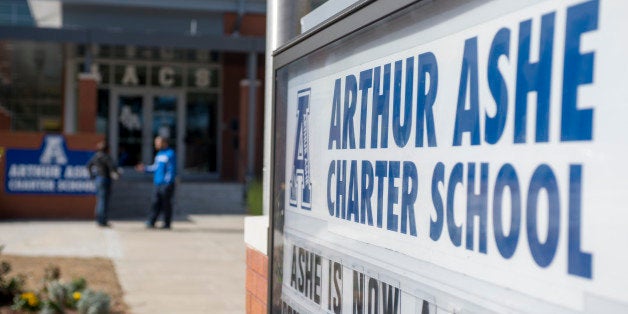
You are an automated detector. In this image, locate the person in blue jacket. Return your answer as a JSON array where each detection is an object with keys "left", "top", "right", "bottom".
[{"left": 136, "top": 136, "right": 177, "bottom": 229}]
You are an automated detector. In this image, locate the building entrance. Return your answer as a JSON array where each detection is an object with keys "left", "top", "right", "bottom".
[
  {"left": 109, "top": 89, "right": 185, "bottom": 173},
  {"left": 76, "top": 44, "right": 223, "bottom": 179}
]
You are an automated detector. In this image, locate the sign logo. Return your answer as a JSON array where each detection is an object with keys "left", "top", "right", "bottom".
[
  {"left": 5, "top": 135, "right": 96, "bottom": 194},
  {"left": 289, "top": 88, "right": 312, "bottom": 210},
  {"left": 39, "top": 136, "right": 68, "bottom": 165}
]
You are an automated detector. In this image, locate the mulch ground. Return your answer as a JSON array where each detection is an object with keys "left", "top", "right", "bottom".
[{"left": 0, "top": 255, "right": 128, "bottom": 313}]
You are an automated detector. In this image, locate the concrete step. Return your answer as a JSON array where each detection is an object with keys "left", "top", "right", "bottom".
[{"left": 109, "top": 179, "right": 245, "bottom": 219}]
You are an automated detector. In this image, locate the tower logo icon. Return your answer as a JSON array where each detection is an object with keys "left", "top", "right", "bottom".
[{"left": 289, "top": 88, "right": 312, "bottom": 210}]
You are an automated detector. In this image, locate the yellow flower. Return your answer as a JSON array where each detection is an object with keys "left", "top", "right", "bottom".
[
  {"left": 73, "top": 291, "right": 82, "bottom": 301},
  {"left": 21, "top": 292, "right": 39, "bottom": 307}
]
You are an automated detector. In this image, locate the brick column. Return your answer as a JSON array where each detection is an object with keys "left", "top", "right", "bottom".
[
  {"left": 246, "top": 246, "right": 268, "bottom": 314},
  {"left": 77, "top": 73, "right": 98, "bottom": 133},
  {"left": 244, "top": 216, "right": 269, "bottom": 313}
]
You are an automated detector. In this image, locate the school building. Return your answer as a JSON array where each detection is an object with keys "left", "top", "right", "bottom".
[{"left": 0, "top": 0, "right": 266, "bottom": 218}]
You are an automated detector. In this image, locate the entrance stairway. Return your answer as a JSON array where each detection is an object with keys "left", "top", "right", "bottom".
[{"left": 109, "top": 171, "right": 245, "bottom": 219}]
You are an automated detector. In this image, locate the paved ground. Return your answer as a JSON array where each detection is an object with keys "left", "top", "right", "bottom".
[{"left": 0, "top": 215, "right": 246, "bottom": 314}]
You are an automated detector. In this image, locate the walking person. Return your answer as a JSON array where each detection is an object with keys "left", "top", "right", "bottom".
[
  {"left": 135, "top": 136, "right": 177, "bottom": 229},
  {"left": 87, "top": 141, "right": 119, "bottom": 227}
]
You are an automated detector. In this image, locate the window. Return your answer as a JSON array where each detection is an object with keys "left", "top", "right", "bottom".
[{"left": 0, "top": 40, "right": 63, "bottom": 131}]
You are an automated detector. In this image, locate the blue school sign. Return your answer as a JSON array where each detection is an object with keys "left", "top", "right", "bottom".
[{"left": 5, "top": 135, "right": 96, "bottom": 194}]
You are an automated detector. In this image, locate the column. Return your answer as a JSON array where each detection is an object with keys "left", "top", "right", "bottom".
[
  {"left": 246, "top": 51, "right": 258, "bottom": 180},
  {"left": 77, "top": 73, "right": 98, "bottom": 133},
  {"left": 63, "top": 44, "right": 77, "bottom": 133}
]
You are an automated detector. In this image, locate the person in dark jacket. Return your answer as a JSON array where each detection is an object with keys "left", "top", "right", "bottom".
[
  {"left": 135, "top": 136, "right": 177, "bottom": 229},
  {"left": 87, "top": 141, "right": 118, "bottom": 227}
]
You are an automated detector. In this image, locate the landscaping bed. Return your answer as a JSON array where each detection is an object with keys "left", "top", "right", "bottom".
[{"left": 0, "top": 255, "right": 128, "bottom": 313}]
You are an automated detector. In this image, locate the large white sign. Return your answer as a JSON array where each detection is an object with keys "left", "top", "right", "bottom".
[{"left": 280, "top": 0, "right": 628, "bottom": 312}]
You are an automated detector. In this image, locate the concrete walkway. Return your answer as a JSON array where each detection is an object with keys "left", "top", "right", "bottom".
[{"left": 0, "top": 215, "right": 246, "bottom": 314}]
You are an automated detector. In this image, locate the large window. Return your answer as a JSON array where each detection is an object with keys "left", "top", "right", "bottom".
[{"left": 0, "top": 41, "right": 63, "bottom": 131}]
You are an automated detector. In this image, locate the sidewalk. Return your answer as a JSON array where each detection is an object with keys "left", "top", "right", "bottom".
[{"left": 0, "top": 215, "right": 246, "bottom": 314}]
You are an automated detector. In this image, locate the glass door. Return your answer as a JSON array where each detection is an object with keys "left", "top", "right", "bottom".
[
  {"left": 109, "top": 89, "right": 185, "bottom": 173},
  {"left": 109, "top": 93, "right": 149, "bottom": 167},
  {"left": 152, "top": 95, "right": 177, "bottom": 153},
  {"left": 151, "top": 91, "right": 185, "bottom": 172}
]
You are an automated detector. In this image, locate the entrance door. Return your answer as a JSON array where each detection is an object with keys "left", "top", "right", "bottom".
[
  {"left": 110, "top": 92, "right": 148, "bottom": 167},
  {"left": 109, "top": 89, "right": 185, "bottom": 172},
  {"left": 151, "top": 91, "right": 185, "bottom": 172}
]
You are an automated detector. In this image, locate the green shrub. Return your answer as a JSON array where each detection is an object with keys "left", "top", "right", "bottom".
[
  {"left": 46, "top": 281, "right": 66, "bottom": 308},
  {"left": 0, "top": 246, "right": 25, "bottom": 305},
  {"left": 76, "top": 289, "right": 110, "bottom": 314},
  {"left": 246, "top": 178, "right": 263, "bottom": 216},
  {"left": 68, "top": 277, "right": 87, "bottom": 294}
]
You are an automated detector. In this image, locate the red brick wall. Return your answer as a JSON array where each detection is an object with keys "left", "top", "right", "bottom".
[
  {"left": 246, "top": 245, "right": 268, "bottom": 314},
  {"left": 221, "top": 53, "right": 245, "bottom": 180},
  {"left": 221, "top": 12, "right": 266, "bottom": 181},
  {"left": 221, "top": 53, "right": 265, "bottom": 181}
]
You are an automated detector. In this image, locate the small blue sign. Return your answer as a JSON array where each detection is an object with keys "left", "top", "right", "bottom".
[{"left": 5, "top": 135, "right": 96, "bottom": 194}]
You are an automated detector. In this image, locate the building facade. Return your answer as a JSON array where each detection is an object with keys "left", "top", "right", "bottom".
[
  {"left": 1, "top": 0, "right": 265, "bottom": 179},
  {"left": 0, "top": 0, "right": 266, "bottom": 218}
]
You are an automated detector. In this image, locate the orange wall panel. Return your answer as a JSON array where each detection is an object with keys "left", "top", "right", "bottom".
[
  {"left": 223, "top": 13, "right": 267, "bottom": 37},
  {"left": 77, "top": 76, "right": 97, "bottom": 133}
]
